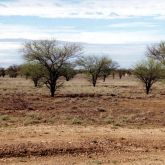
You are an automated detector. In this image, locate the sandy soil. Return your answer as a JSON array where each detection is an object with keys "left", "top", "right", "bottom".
[
  {"left": 0, "top": 76, "right": 165, "bottom": 164},
  {"left": 0, "top": 125, "right": 165, "bottom": 164}
]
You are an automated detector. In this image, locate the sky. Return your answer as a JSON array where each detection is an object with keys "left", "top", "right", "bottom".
[{"left": 0, "top": 0, "right": 165, "bottom": 68}]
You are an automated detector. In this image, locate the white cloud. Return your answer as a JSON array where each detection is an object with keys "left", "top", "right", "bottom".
[
  {"left": 0, "top": 23, "right": 164, "bottom": 44},
  {"left": 0, "top": 0, "right": 165, "bottom": 19},
  {"left": 109, "top": 22, "right": 157, "bottom": 28},
  {"left": 0, "top": 24, "right": 78, "bottom": 41},
  {"left": 154, "top": 15, "right": 165, "bottom": 20},
  {"left": 0, "top": 42, "right": 21, "bottom": 50},
  {"left": 55, "top": 31, "right": 165, "bottom": 44}
]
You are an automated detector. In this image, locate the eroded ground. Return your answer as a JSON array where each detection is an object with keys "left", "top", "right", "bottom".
[{"left": 0, "top": 125, "right": 165, "bottom": 165}]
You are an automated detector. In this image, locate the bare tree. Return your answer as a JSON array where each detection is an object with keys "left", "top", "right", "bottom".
[
  {"left": 134, "top": 58, "right": 163, "bottom": 94},
  {"left": 147, "top": 42, "right": 165, "bottom": 65},
  {"left": 77, "top": 55, "right": 113, "bottom": 87},
  {"left": 23, "top": 40, "right": 82, "bottom": 97}
]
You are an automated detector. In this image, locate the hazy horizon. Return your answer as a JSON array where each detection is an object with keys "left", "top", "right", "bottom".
[{"left": 0, "top": 39, "right": 148, "bottom": 68}]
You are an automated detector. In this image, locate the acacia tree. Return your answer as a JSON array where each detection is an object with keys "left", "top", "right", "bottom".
[
  {"left": 23, "top": 40, "right": 81, "bottom": 97},
  {"left": 134, "top": 58, "right": 163, "bottom": 94},
  {"left": 112, "top": 71, "right": 115, "bottom": 79},
  {"left": 101, "top": 61, "right": 119, "bottom": 82},
  {"left": 60, "top": 62, "right": 76, "bottom": 81},
  {"left": 77, "top": 55, "right": 112, "bottom": 87},
  {"left": 7, "top": 65, "right": 19, "bottom": 78},
  {"left": 21, "top": 63, "right": 46, "bottom": 87},
  {"left": 0, "top": 68, "right": 5, "bottom": 77},
  {"left": 118, "top": 69, "right": 123, "bottom": 79},
  {"left": 147, "top": 42, "right": 165, "bottom": 65}
]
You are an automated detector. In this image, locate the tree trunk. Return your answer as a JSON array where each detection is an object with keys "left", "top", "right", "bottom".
[
  {"left": 34, "top": 81, "right": 38, "bottom": 87},
  {"left": 66, "top": 76, "right": 70, "bottom": 81},
  {"left": 50, "top": 83, "right": 55, "bottom": 97},
  {"left": 103, "top": 75, "right": 106, "bottom": 82},
  {"left": 93, "top": 81, "right": 96, "bottom": 87},
  {"left": 112, "top": 73, "right": 115, "bottom": 79},
  {"left": 119, "top": 73, "right": 122, "bottom": 79},
  {"left": 92, "top": 75, "right": 97, "bottom": 87},
  {"left": 33, "top": 78, "right": 38, "bottom": 87},
  {"left": 48, "top": 72, "right": 59, "bottom": 97},
  {"left": 146, "top": 82, "right": 151, "bottom": 94}
]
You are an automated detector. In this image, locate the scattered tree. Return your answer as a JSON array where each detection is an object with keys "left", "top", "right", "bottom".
[
  {"left": 101, "top": 61, "right": 119, "bottom": 82},
  {"left": 112, "top": 71, "right": 115, "bottom": 79},
  {"left": 127, "top": 69, "right": 133, "bottom": 76},
  {"left": 147, "top": 42, "right": 165, "bottom": 65},
  {"left": 117, "top": 69, "right": 131, "bottom": 79},
  {"left": 0, "top": 68, "right": 5, "bottom": 77},
  {"left": 23, "top": 40, "right": 82, "bottom": 97},
  {"left": 7, "top": 65, "right": 19, "bottom": 78},
  {"left": 134, "top": 58, "right": 163, "bottom": 94},
  {"left": 21, "top": 63, "right": 46, "bottom": 87},
  {"left": 77, "top": 55, "right": 113, "bottom": 87},
  {"left": 118, "top": 69, "right": 123, "bottom": 79},
  {"left": 60, "top": 63, "right": 76, "bottom": 81}
]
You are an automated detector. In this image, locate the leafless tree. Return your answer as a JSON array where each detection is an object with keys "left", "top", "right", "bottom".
[{"left": 147, "top": 42, "right": 165, "bottom": 65}]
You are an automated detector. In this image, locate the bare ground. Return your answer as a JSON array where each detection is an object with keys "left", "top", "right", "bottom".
[
  {"left": 0, "top": 75, "right": 165, "bottom": 164},
  {"left": 0, "top": 125, "right": 165, "bottom": 164}
]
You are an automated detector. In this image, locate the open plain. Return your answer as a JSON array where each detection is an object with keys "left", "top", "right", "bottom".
[{"left": 0, "top": 75, "right": 165, "bottom": 165}]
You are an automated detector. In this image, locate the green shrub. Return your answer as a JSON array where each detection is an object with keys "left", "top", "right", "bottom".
[
  {"left": 71, "top": 117, "right": 82, "bottom": 125},
  {"left": 0, "top": 115, "right": 10, "bottom": 121}
]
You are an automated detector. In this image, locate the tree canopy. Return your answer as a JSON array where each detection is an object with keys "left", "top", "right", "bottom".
[
  {"left": 23, "top": 40, "right": 82, "bottom": 97},
  {"left": 134, "top": 58, "right": 163, "bottom": 94},
  {"left": 77, "top": 55, "right": 113, "bottom": 87}
]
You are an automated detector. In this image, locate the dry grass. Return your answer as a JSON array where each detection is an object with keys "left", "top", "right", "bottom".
[
  {"left": 0, "top": 75, "right": 165, "bottom": 164},
  {"left": 0, "top": 75, "right": 165, "bottom": 128}
]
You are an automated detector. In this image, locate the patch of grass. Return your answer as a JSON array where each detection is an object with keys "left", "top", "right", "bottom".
[
  {"left": 23, "top": 112, "right": 42, "bottom": 126},
  {"left": 111, "top": 125, "right": 119, "bottom": 129},
  {"left": 0, "top": 115, "right": 10, "bottom": 121},
  {"left": 104, "top": 116, "right": 114, "bottom": 124},
  {"left": 104, "top": 116, "right": 129, "bottom": 126},
  {"left": 92, "top": 160, "right": 102, "bottom": 165},
  {"left": 111, "top": 160, "right": 119, "bottom": 164},
  {"left": 120, "top": 116, "right": 129, "bottom": 123},
  {"left": 18, "top": 157, "right": 27, "bottom": 162},
  {"left": 23, "top": 118, "right": 40, "bottom": 125},
  {"left": 27, "top": 112, "right": 41, "bottom": 119},
  {"left": 113, "top": 121, "right": 121, "bottom": 127},
  {"left": 71, "top": 117, "right": 82, "bottom": 125},
  {"left": 112, "top": 116, "right": 129, "bottom": 127},
  {"left": 45, "top": 117, "right": 56, "bottom": 124}
]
